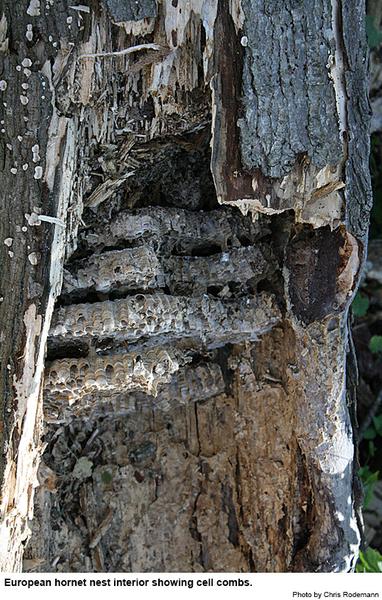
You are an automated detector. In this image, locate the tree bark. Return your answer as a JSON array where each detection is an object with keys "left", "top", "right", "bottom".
[{"left": 0, "top": 0, "right": 371, "bottom": 572}]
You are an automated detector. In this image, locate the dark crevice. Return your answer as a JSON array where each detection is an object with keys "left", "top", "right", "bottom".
[
  {"left": 221, "top": 482, "right": 240, "bottom": 548},
  {"left": 286, "top": 223, "right": 345, "bottom": 323},
  {"left": 290, "top": 443, "right": 315, "bottom": 568},
  {"left": 46, "top": 341, "right": 89, "bottom": 362},
  {"left": 214, "top": 344, "right": 235, "bottom": 396}
]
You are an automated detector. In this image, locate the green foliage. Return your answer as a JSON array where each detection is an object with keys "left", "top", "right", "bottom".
[
  {"left": 368, "top": 439, "right": 376, "bottom": 458},
  {"left": 352, "top": 292, "right": 370, "bottom": 317},
  {"left": 373, "top": 414, "right": 382, "bottom": 436},
  {"left": 363, "top": 415, "right": 382, "bottom": 461},
  {"left": 366, "top": 15, "right": 382, "bottom": 49},
  {"left": 356, "top": 548, "right": 382, "bottom": 573},
  {"left": 370, "top": 135, "right": 382, "bottom": 240},
  {"left": 355, "top": 21, "right": 382, "bottom": 561},
  {"left": 359, "top": 466, "right": 380, "bottom": 508},
  {"left": 369, "top": 335, "right": 382, "bottom": 354},
  {"left": 363, "top": 427, "right": 376, "bottom": 440}
]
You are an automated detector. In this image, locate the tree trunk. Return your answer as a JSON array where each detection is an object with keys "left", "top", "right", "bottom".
[{"left": 0, "top": 0, "right": 371, "bottom": 573}]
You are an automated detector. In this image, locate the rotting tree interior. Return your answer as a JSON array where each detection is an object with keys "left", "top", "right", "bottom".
[
  {"left": 29, "top": 132, "right": 292, "bottom": 572},
  {"left": 26, "top": 129, "right": 356, "bottom": 572}
]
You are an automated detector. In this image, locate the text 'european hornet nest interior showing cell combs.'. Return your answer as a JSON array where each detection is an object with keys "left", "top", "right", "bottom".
[{"left": 44, "top": 128, "right": 283, "bottom": 424}]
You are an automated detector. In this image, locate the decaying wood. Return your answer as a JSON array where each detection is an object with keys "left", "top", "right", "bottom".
[{"left": 0, "top": 0, "right": 372, "bottom": 573}]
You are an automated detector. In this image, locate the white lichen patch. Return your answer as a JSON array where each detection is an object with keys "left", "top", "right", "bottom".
[
  {"left": 28, "top": 252, "right": 39, "bottom": 265},
  {"left": 32, "top": 144, "right": 40, "bottom": 162},
  {"left": 26, "top": 24, "right": 33, "bottom": 41},
  {"left": 0, "top": 80, "right": 7, "bottom": 91},
  {"left": 10, "top": 167, "right": 17, "bottom": 175},
  {"left": 26, "top": 0, "right": 40, "bottom": 17},
  {"left": 4, "top": 237, "right": 13, "bottom": 247},
  {"left": 22, "top": 58, "right": 32, "bottom": 68},
  {"left": 34, "top": 166, "right": 43, "bottom": 179},
  {"left": 25, "top": 212, "right": 41, "bottom": 226},
  {"left": 20, "top": 95, "right": 29, "bottom": 106}
]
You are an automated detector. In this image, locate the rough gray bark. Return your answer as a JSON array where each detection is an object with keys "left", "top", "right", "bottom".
[{"left": 0, "top": 0, "right": 371, "bottom": 573}]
